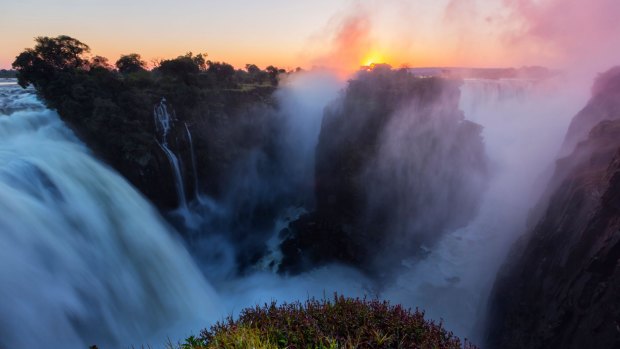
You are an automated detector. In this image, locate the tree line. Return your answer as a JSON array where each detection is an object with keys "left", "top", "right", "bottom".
[{"left": 13, "top": 35, "right": 292, "bottom": 90}]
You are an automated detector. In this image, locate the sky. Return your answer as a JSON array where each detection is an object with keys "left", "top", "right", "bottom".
[{"left": 1, "top": 0, "right": 619, "bottom": 73}]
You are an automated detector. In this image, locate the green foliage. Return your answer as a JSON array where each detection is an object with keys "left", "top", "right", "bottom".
[
  {"left": 179, "top": 326, "right": 277, "bottom": 349},
  {"left": 179, "top": 335, "right": 208, "bottom": 349},
  {"left": 196, "top": 295, "right": 477, "bottom": 349}
]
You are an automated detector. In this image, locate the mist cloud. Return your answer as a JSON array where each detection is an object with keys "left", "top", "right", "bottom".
[
  {"left": 304, "top": 0, "right": 619, "bottom": 74},
  {"left": 503, "top": 0, "right": 620, "bottom": 72},
  {"left": 309, "top": 8, "right": 373, "bottom": 73}
]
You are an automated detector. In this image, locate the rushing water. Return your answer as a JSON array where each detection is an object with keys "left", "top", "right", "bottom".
[{"left": 0, "top": 82, "right": 219, "bottom": 348}]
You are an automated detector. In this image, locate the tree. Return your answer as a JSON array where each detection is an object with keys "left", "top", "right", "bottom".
[
  {"left": 245, "top": 64, "right": 260, "bottom": 75},
  {"left": 207, "top": 61, "right": 235, "bottom": 84},
  {"left": 265, "top": 65, "right": 284, "bottom": 85},
  {"left": 189, "top": 52, "right": 207, "bottom": 71},
  {"left": 13, "top": 35, "right": 90, "bottom": 87},
  {"left": 244, "top": 64, "right": 268, "bottom": 84},
  {"left": 90, "top": 56, "right": 112, "bottom": 70},
  {"left": 156, "top": 52, "right": 207, "bottom": 79},
  {"left": 115, "top": 53, "right": 146, "bottom": 74}
]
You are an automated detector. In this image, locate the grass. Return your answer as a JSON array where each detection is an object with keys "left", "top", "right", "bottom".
[{"left": 173, "top": 294, "right": 477, "bottom": 349}]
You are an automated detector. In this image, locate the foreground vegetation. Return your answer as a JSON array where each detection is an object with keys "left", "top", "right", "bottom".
[{"left": 173, "top": 295, "right": 477, "bottom": 349}]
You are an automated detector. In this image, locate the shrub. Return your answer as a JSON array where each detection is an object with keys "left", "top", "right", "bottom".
[{"left": 177, "top": 295, "right": 477, "bottom": 349}]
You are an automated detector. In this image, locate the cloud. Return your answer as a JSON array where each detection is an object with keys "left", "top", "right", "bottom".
[
  {"left": 502, "top": 0, "right": 620, "bottom": 71},
  {"left": 309, "top": 8, "right": 374, "bottom": 74},
  {"left": 308, "top": 0, "right": 620, "bottom": 73}
]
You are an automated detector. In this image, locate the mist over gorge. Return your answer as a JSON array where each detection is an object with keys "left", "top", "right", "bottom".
[{"left": 2, "top": 1, "right": 620, "bottom": 347}]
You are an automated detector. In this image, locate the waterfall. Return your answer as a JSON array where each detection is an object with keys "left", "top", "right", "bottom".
[
  {"left": 154, "top": 98, "right": 187, "bottom": 209},
  {"left": 184, "top": 122, "right": 200, "bottom": 201},
  {"left": 0, "top": 83, "right": 220, "bottom": 348}
]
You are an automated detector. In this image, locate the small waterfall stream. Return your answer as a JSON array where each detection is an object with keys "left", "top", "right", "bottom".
[
  {"left": 184, "top": 122, "right": 200, "bottom": 201},
  {"left": 154, "top": 98, "right": 188, "bottom": 209}
]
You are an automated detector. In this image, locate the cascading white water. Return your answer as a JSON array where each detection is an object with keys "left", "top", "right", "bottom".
[
  {"left": 0, "top": 83, "right": 220, "bottom": 348},
  {"left": 384, "top": 77, "right": 588, "bottom": 342},
  {"left": 154, "top": 99, "right": 188, "bottom": 209}
]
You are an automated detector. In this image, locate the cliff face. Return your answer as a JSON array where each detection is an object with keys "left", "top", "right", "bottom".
[
  {"left": 280, "top": 68, "right": 489, "bottom": 275},
  {"left": 486, "top": 67, "right": 620, "bottom": 349},
  {"left": 21, "top": 69, "right": 278, "bottom": 211}
]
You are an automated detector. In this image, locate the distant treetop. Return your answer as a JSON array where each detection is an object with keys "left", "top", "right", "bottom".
[{"left": 115, "top": 53, "right": 146, "bottom": 74}]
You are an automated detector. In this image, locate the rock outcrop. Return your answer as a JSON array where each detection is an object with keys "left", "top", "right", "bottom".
[
  {"left": 280, "top": 67, "right": 489, "bottom": 275},
  {"left": 486, "top": 67, "right": 620, "bottom": 349}
]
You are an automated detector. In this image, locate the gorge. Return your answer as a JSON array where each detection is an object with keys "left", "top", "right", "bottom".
[{"left": 3, "top": 34, "right": 620, "bottom": 348}]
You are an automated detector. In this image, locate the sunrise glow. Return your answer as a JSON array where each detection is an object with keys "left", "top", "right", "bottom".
[
  {"left": 4, "top": 0, "right": 617, "bottom": 72},
  {"left": 361, "top": 50, "right": 386, "bottom": 67}
]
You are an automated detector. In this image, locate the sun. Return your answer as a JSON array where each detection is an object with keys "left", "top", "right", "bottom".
[{"left": 360, "top": 50, "right": 387, "bottom": 68}]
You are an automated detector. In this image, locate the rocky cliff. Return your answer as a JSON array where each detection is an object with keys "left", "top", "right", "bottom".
[
  {"left": 486, "top": 67, "right": 620, "bottom": 349},
  {"left": 280, "top": 67, "right": 489, "bottom": 275},
  {"left": 11, "top": 36, "right": 283, "bottom": 211}
]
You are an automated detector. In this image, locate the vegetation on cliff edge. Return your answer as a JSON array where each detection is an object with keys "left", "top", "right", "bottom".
[
  {"left": 173, "top": 295, "right": 477, "bottom": 349},
  {"left": 12, "top": 35, "right": 285, "bottom": 209}
]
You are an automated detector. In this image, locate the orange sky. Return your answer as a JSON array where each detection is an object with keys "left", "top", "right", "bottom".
[{"left": 2, "top": 0, "right": 619, "bottom": 74}]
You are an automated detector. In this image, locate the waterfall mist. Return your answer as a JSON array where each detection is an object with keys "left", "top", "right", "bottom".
[
  {"left": 382, "top": 76, "right": 588, "bottom": 340},
  {"left": 362, "top": 81, "right": 487, "bottom": 261},
  {"left": 161, "top": 66, "right": 590, "bottom": 344},
  {"left": 0, "top": 67, "right": 594, "bottom": 347}
]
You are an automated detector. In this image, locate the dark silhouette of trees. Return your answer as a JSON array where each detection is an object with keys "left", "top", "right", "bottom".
[
  {"left": 245, "top": 64, "right": 260, "bottom": 75},
  {"left": 266, "top": 65, "right": 285, "bottom": 85},
  {"left": 207, "top": 61, "right": 235, "bottom": 84},
  {"left": 156, "top": 53, "right": 207, "bottom": 80},
  {"left": 115, "top": 53, "right": 146, "bottom": 74},
  {"left": 244, "top": 64, "right": 268, "bottom": 84},
  {"left": 12, "top": 35, "right": 90, "bottom": 88},
  {"left": 189, "top": 52, "right": 207, "bottom": 71},
  {"left": 0, "top": 70, "right": 16, "bottom": 78},
  {"left": 90, "top": 56, "right": 113, "bottom": 70}
]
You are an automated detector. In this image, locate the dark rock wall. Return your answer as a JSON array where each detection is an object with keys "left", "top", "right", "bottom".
[
  {"left": 486, "top": 67, "right": 620, "bottom": 349},
  {"left": 280, "top": 68, "right": 489, "bottom": 275}
]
